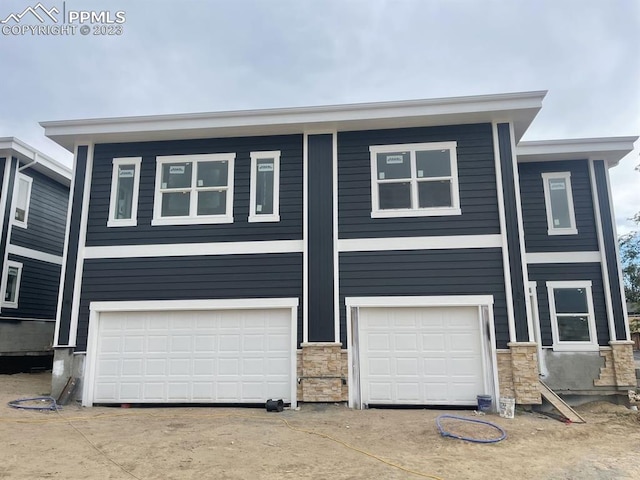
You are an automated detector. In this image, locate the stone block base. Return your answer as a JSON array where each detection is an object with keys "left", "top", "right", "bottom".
[
  {"left": 595, "top": 341, "right": 636, "bottom": 388},
  {"left": 496, "top": 342, "right": 541, "bottom": 404},
  {"left": 297, "top": 343, "right": 348, "bottom": 402}
]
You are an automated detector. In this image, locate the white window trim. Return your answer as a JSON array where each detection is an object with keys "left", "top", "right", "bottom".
[
  {"left": 152, "top": 153, "right": 235, "bottom": 226},
  {"left": 2, "top": 260, "right": 23, "bottom": 309},
  {"left": 541, "top": 171, "right": 578, "bottom": 235},
  {"left": 546, "top": 280, "right": 598, "bottom": 352},
  {"left": 12, "top": 173, "right": 33, "bottom": 229},
  {"left": 369, "top": 141, "right": 461, "bottom": 218},
  {"left": 107, "top": 157, "right": 142, "bottom": 227},
  {"left": 249, "top": 150, "right": 280, "bottom": 223}
]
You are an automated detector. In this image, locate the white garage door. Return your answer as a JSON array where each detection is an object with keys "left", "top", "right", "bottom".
[
  {"left": 358, "top": 306, "right": 486, "bottom": 406},
  {"left": 90, "top": 308, "right": 293, "bottom": 405}
]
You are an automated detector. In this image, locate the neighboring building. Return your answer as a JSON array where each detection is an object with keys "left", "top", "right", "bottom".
[
  {"left": 41, "top": 91, "right": 638, "bottom": 408},
  {"left": 0, "top": 138, "right": 71, "bottom": 366}
]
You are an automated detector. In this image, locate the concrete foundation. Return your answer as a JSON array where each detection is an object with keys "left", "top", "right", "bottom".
[
  {"left": 0, "top": 320, "right": 55, "bottom": 355},
  {"left": 51, "top": 348, "right": 84, "bottom": 401}
]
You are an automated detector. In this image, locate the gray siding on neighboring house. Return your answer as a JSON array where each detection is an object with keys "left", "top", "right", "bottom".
[
  {"left": 593, "top": 160, "right": 626, "bottom": 340},
  {"left": 339, "top": 248, "right": 509, "bottom": 347},
  {"left": 10, "top": 169, "right": 69, "bottom": 256},
  {"left": 528, "top": 263, "right": 609, "bottom": 346},
  {"left": 0, "top": 157, "right": 5, "bottom": 198},
  {"left": 497, "top": 123, "right": 528, "bottom": 342},
  {"left": 57, "top": 146, "right": 89, "bottom": 345},
  {"left": 519, "top": 159, "right": 598, "bottom": 252},
  {"left": 307, "top": 134, "right": 334, "bottom": 342},
  {"left": 3, "top": 254, "right": 61, "bottom": 320},
  {"left": 76, "top": 253, "right": 303, "bottom": 351},
  {"left": 85, "top": 135, "right": 303, "bottom": 246},
  {"left": 337, "top": 123, "right": 500, "bottom": 239}
]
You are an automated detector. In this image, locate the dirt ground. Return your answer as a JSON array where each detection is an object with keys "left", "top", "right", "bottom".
[{"left": 1, "top": 373, "right": 640, "bottom": 480}]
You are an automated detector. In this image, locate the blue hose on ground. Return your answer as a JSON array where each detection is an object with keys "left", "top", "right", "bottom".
[
  {"left": 8, "top": 396, "right": 58, "bottom": 411},
  {"left": 435, "top": 414, "right": 506, "bottom": 443}
]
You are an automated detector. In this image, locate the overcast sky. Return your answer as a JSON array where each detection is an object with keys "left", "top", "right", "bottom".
[{"left": 1, "top": 0, "right": 638, "bottom": 232}]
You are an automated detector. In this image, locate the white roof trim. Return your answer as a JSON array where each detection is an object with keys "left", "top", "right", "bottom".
[
  {"left": 41, "top": 91, "right": 547, "bottom": 151},
  {"left": 517, "top": 136, "right": 638, "bottom": 167},
  {"left": 0, "top": 137, "right": 72, "bottom": 184}
]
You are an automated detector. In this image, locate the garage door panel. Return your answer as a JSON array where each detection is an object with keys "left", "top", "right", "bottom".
[
  {"left": 91, "top": 308, "right": 293, "bottom": 404},
  {"left": 359, "top": 306, "right": 486, "bottom": 406}
]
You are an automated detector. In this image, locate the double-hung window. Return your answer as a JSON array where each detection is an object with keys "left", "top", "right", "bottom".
[
  {"left": 2, "top": 260, "right": 22, "bottom": 308},
  {"left": 108, "top": 157, "right": 142, "bottom": 227},
  {"left": 369, "top": 141, "right": 460, "bottom": 218},
  {"left": 153, "top": 153, "right": 235, "bottom": 225},
  {"left": 541, "top": 172, "right": 577, "bottom": 235},
  {"left": 547, "top": 281, "right": 598, "bottom": 351},
  {"left": 249, "top": 151, "right": 280, "bottom": 223},
  {"left": 13, "top": 173, "right": 32, "bottom": 228}
]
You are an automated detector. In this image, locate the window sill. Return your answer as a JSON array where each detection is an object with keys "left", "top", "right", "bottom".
[
  {"left": 12, "top": 221, "right": 27, "bottom": 229},
  {"left": 551, "top": 343, "right": 599, "bottom": 352},
  {"left": 107, "top": 219, "right": 137, "bottom": 228},
  {"left": 547, "top": 228, "right": 578, "bottom": 236},
  {"left": 248, "top": 215, "right": 280, "bottom": 223},
  {"left": 151, "top": 216, "right": 233, "bottom": 226},
  {"left": 371, "top": 207, "right": 461, "bottom": 219},
  {"left": 1, "top": 302, "right": 18, "bottom": 309}
]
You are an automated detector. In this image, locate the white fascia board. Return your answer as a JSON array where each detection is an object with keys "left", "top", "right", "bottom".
[
  {"left": 517, "top": 136, "right": 638, "bottom": 167},
  {"left": 41, "top": 91, "right": 546, "bottom": 151},
  {"left": 0, "top": 137, "right": 72, "bottom": 185}
]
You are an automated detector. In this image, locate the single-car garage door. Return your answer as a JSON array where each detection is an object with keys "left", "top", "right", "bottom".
[
  {"left": 357, "top": 306, "right": 488, "bottom": 406},
  {"left": 85, "top": 303, "right": 296, "bottom": 406}
]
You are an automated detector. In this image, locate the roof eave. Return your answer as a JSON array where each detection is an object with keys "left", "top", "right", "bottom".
[{"left": 0, "top": 137, "right": 72, "bottom": 185}]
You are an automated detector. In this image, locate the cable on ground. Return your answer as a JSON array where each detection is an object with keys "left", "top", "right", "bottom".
[{"left": 435, "top": 414, "right": 506, "bottom": 443}]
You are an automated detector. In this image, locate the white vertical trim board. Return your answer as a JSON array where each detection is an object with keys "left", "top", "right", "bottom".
[
  {"left": 107, "top": 157, "right": 142, "bottom": 227},
  {"left": 528, "top": 281, "right": 548, "bottom": 376},
  {"left": 302, "top": 133, "right": 309, "bottom": 344},
  {"left": 68, "top": 143, "right": 94, "bottom": 348},
  {"left": 492, "top": 122, "right": 517, "bottom": 343},
  {"left": 508, "top": 122, "right": 533, "bottom": 342},
  {"left": 54, "top": 145, "right": 79, "bottom": 347},
  {"left": 588, "top": 160, "right": 616, "bottom": 342},
  {"left": 332, "top": 131, "right": 340, "bottom": 343}
]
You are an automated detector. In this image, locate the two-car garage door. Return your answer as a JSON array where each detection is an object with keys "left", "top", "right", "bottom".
[
  {"left": 84, "top": 301, "right": 297, "bottom": 406},
  {"left": 355, "top": 303, "right": 493, "bottom": 407}
]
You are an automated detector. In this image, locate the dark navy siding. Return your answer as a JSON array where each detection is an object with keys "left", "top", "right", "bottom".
[
  {"left": 593, "top": 160, "right": 626, "bottom": 340},
  {"left": 76, "top": 253, "right": 303, "bottom": 351},
  {"left": 528, "top": 263, "right": 609, "bottom": 345},
  {"left": 307, "top": 134, "right": 335, "bottom": 342},
  {"left": 0, "top": 157, "right": 5, "bottom": 198},
  {"left": 58, "top": 146, "right": 88, "bottom": 345},
  {"left": 497, "top": 124, "right": 528, "bottom": 342},
  {"left": 10, "top": 169, "right": 68, "bottom": 256},
  {"left": 0, "top": 158, "right": 17, "bottom": 271},
  {"left": 337, "top": 123, "right": 500, "bottom": 238},
  {"left": 85, "top": 135, "right": 303, "bottom": 246},
  {"left": 2, "top": 254, "right": 61, "bottom": 320},
  {"left": 519, "top": 159, "right": 598, "bottom": 252},
  {"left": 339, "top": 248, "right": 509, "bottom": 348}
]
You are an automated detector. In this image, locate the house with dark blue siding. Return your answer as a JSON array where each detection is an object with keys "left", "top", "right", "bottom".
[
  {"left": 41, "top": 91, "right": 638, "bottom": 408},
  {"left": 0, "top": 138, "right": 71, "bottom": 367}
]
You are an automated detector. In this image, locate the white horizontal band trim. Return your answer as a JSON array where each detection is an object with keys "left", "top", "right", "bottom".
[
  {"left": 526, "top": 251, "right": 601, "bottom": 264},
  {"left": 338, "top": 234, "right": 502, "bottom": 252},
  {"left": 84, "top": 240, "right": 304, "bottom": 259},
  {"left": 0, "top": 316, "right": 56, "bottom": 322},
  {"left": 7, "top": 244, "right": 63, "bottom": 265},
  {"left": 90, "top": 298, "right": 299, "bottom": 313},
  {"left": 345, "top": 295, "right": 494, "bottom": 308}
]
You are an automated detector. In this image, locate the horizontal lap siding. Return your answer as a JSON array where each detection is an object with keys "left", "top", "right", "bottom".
[
  {"left": 528, "top": 263, "right": 608, "bottom": 345},
  {"left": 77, "top": 253, "right": 303, "bottom": 350},
  {"left": 519, "top": 160, "right": 598, "bottom": 252},
  {"left": 86, "top": 135, "right": 303, "bottom": 246},
  {"left": 10, "top": 169, "right": 68, "bottom": 256},
  {"left": 338, "top": 124, "right": 499, "bottom": 238},
  {"left": 3, "top": 254, "right": 61, "bottom": 320},
  {"left": 339, "top": 248, "right": 509, "bottom": 347}
]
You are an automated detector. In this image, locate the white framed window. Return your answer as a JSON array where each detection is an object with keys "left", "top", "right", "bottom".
[
  {"left": 108, "top": 157, "right": 142, "bottom": 227},
  {"left": 541, "top": 172, "right": 577, "bottom": 235},
  {"left": 369, "top": 141, "right": 460, "bottom": 218},
  {"left": 249, "top": 151, "right": 280, "bottom": 223},
  {"left": 152, "top": 153, "right": 235, "bottom": 226},
  {"left": 12, "top": 173, "right": 32, "bottom": 228},
  {"left": 546, "top": 281, "right": 598, "bottom": 351},
  {"left": 2, "top": 260, "right": 23, "bottom": 308}
]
